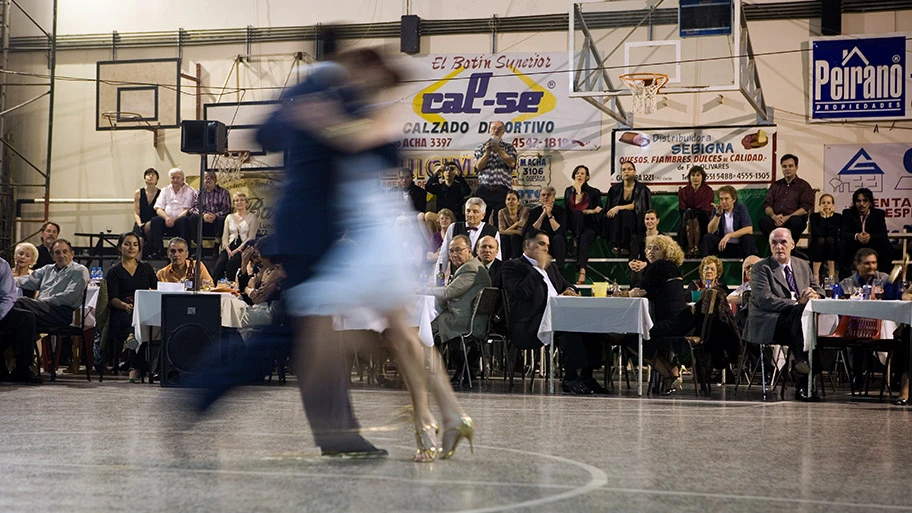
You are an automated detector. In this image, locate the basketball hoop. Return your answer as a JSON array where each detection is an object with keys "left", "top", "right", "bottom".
[
  {"left": 212, "top": 150, "right": 250, "bottom": 186},
  {"left": 619, "top": 73, "right": 669, "bottom": 115}
]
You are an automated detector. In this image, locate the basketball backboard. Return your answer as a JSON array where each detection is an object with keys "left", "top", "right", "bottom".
[
  {"left": 96, "top": 58, "right": 181, "bottom": 130},
  {"left": 569, "top": 0, "right": 769, "bottom": 124}
]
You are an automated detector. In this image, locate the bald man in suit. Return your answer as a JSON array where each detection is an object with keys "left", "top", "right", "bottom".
[{"left": 748, "top": 227, "right": 824, "bottom": 400}]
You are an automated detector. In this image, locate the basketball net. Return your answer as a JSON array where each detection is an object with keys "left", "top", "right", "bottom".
[
  {"left": 620, "top": 73, "right": 669, "bottom": 115},
  {"left": 212, "top": 150, "right": 250, "bottom": 186}
]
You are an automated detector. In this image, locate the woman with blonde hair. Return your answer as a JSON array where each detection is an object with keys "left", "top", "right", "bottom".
[
  {"left": 689, "top": 255, "right": 742, "bottom": 392},
  {"left": 12, "top": 242, "right": 39, "bottom": 281},
  {"left": 213, "top": 192, "right": 259, "bottom": 282},
  {"left": 628, "top": 234, "right": 692, "bottom": 395}
]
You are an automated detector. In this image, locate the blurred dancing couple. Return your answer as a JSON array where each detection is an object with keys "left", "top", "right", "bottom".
[{"left": 197, "top": 37, "right": 472, "bottom": 463}]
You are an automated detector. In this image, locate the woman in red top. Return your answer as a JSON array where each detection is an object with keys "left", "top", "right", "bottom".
[{"left": 677, "top": 165, "right": 714, "bottom": 258}]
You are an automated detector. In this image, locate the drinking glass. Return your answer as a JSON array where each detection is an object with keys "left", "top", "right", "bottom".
[
  {"left": 823, "top": 276, "right": 835, "bottom": 299},
  {"left": 872, "top": 278, "right": 884, "bottom": 300}
]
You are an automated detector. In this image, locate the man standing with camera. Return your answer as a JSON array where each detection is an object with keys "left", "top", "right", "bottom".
[{"left": 473, "top": 121, "right": 517, "bottom": 224}]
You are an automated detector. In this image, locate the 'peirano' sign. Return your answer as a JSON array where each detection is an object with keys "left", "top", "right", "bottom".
[{"left": 810, "top": 33, "right": 911, "bottom": 122}]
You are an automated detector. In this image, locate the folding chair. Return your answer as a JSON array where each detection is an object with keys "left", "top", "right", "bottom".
[
  {"left": 817, "top": 315, "right": 897, "bottom": 399},
  {"left": 454, "top": 287, "right": 501, "bottom": 389},
  {"left": 41, "top": 288, "right": 92, "bottom": 382}
]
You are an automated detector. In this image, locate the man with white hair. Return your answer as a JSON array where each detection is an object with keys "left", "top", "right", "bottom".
[
  {"left": 148, "top": 167, "right": 197, "bottom": 258},
  {"left": 748, "top": 227, "right": 824, "bottom": 400},
  {"left": 435, "top": 197, "right": 501, "bottom": 275}
]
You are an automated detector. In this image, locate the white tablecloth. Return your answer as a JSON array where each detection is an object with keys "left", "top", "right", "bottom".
[
  {"left": 332, "top": 295, "right": 438, "bottom": 347},
  {"left": 537, "top": 296, "right": 653, "bottom": 345},
  {"left": 132, "top": 290, "right": 248, "bottom": 343},
  {"left": 537, "top": 296, "right": 653, "bottom": 395},
  {"left": 801, "top": 299, "right": 912, "bottom": 351}
]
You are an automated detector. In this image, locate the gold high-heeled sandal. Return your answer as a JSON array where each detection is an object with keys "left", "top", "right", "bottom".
[
  {"left": 413, "top": 423, "right": 439, "bottom": 463},
  {"left": 439, "top": 416, "right": 474, "bottom": 460}
]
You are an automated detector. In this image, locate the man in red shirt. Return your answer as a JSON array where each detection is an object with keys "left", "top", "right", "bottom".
[{"left": 759, "top": 154, "right": 815, "bottom": 247}]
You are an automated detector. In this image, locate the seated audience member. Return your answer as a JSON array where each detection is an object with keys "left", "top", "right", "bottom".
[
  {"left": 240, "top": 237, "right": 286, "bottom": 339},
  {"left": 213, "top": 192, "right": 259, "bottom": 282},
  {"left": 186, "top": 170, "right": 231, "bottom": 241},
  {"left": 0, "top": 259, "right": 26, "bottom": 381},
  {"left": 476, "top": 235, "right": 502, "bottom": 288},
  {"left": 893, "top": 283, "right": 912, "bottom": 406},
  {"left": 525, "top": 186, "right": 568, "bottom": 268},
  {"left": 502, "top": 230, "right": 606, "bottom": 395},
  {"left": 628, "top": 235, "right": 692, "bottom": 395},
  {"left": 748, "top": 227, "right": 824, "bottom": 401},
  {"left": 6, "top": 239, "right": 90, "bottom": 383},
  {"left": 808, "top": 193, "right": 841, "bottom": 281},
  {"left": 604, "top": 161, "right": 652, "bottom": 257},
  {"left": 148, "top": 168, "right": 197, "bottom": 258},
  {"left": 394, "top": 168, "right": 427, "bottom": 214},
  {"left": 728, "top": 255, "right": 762, "bottom": 332},
  {"left": 836, "top": 248, "right": 891, "bottom": 388},
  {"left": 436, "top": 198, "right": 501, "bottom": 275},
  {"left": 688, "top": 256, "right": 741, "bottom": 382},
  {"left": 12, "top": 242, "right": 39, "bottom": 283},
  {"left": 423, "top": 160, "right": 471, "bottom": 222},
  {"left": 759, "top": 154, "right": 814, "bottom": 246},
  {"left": 564, "top": 165, "right": 603, "bottom": 284},
  {"left": 840, "top": 187, "right": 893, "bottom": 277},
  {"left": 429, "top": 235, "right": 492, "bottom": 386},
  {"left": 629, "top": 209, "right": 661, "bottom": 286},
  {"left": 105, "top": 232, "right": 157, "bottom": 382},
  {"left": 419, "top": 208, "right": 455, "bottom": 264},
  {"left": 497, "top": 190, "right": 529, "bottom": 261},
  {"left": 236, "top": 240, "right": 262, "bottom": 299},
  {"left": 34, "top": 221, "right": 59, "bottom": 269},
  {"left": 677, "top": 165, "right": 714, "bottom": 258},
  {"left": 702, "top": 185, "right": 757, "bottom": 258},
  {"left": 156, "top": 237, "right": 213, "bottom": 285},
  {"left": 132, "top": 167, "right": 161, "bottom": 248}
]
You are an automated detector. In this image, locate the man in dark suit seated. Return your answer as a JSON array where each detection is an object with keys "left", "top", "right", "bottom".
[
  {"left": 501, "top": 229, "right": 606, "bottom": 395},
  {"left": 476, "top": 235, "right": 502, "bottom": 288},
  {"left": 840, "top": 187, "right": 894, "bottom": 277},
  {"left": 748, "top": 227, "right": 824, "bottom": 401},
  {"left": 429, "top": 235, "right": 491, "bottom": 386}
]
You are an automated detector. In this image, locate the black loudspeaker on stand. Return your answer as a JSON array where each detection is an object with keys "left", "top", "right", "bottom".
[
  {"left": 161, "top": 294, "right": 222, "bottom": 387},
  {"left": 180, "top": 120, "right": 228, "bottom": 154}
]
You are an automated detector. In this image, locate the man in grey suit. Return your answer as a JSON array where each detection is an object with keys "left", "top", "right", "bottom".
[
  {"left": 430, "top": 235, "right": 492, "bottom": 386},
  {"left": 748, "top": 227, "right": 824, "bottom": 400}
]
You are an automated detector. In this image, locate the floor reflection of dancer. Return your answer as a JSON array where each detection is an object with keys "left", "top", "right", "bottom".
[{"left": 262, "top": 47, "right": 473, "bottom": 462}]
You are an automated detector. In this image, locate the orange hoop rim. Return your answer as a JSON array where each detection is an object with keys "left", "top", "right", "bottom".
[{"left": 619, "top": 72, "right": 670, "bottom": 89}]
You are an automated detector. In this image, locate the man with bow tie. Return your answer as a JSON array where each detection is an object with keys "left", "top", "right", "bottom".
[
  {"left": 748, "top": 227, "right": 824, "bottom": 400},
  {"left": 435, "top": 197, "right": 501, "bottom": 276}
]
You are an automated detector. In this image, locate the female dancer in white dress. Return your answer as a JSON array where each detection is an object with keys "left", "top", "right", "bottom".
[{"left": 283, "top": 49, "right": 473, "bottom": 462}]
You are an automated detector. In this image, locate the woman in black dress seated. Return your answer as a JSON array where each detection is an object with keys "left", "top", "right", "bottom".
[
  {"left": 628, "top": 234, "right": 692, "bottom": 395},
  {"left": 564, "top": 165, "right": 603, "bottom": 284},
  {"left": 132, "top": 168, "right": 160, "bottom": 254},
  {"left": 809, "top": 193, "right": 841, "bottom": 282},
  {"left": 604, "top": 161, "right": 652, "bottom": 257},
  {"left": 688, "top": 256, "right": 741, "bottom": 388},
  {"left": 105, "top": 232, "right": 157, "bottom": 382}
]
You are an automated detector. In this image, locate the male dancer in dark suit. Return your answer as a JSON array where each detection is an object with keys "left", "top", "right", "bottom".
[
  {"left": 748, "top": 227, "right": 824, "bottom": 401},
  {"left": 501, "top": 229, "right": 606, "bottom": 395}
]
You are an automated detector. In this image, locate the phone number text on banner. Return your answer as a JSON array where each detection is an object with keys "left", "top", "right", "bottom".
[
  {"left": 611, "top": 126, "right": 778, "bottom": 185},
  {"left": 397, "top": 53, "right": 601, "bottom": 151}
]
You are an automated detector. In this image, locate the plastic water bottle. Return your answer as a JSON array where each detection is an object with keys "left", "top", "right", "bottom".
[{"left": 831, "top": 283, "right": 843, "bottom": 299}]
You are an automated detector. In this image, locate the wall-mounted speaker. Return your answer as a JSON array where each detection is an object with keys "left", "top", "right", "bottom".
[
  {"left": 401, "top": 15, "right": 421, "bottom": 54},
  {"left": 160, "top": 294, "right": 222, "bottom": 387},
  {"left": 180, "top": 120, "right": 228, "bottom": 154}
]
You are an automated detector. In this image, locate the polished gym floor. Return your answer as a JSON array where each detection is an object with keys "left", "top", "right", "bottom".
[{"left": 2, "top": 373, "right": 911, "bottom": 513}]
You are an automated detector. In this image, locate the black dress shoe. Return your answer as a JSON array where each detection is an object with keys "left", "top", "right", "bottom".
[
  {"left": 893, "top": 398, "right": 909, "bottom": 406},
  {"left": 795, "top": 388, "right": 821, "bottom": 402},
  {"left": 561, "top": 379, "right": 594, "bottom": 395},
  {"left": 583, "top": 378, "right": 611, "bottom": 395},
  {"left": 8, "top": 368, "right": 42, "bottom": 385},
  {"left": 321, "top": 436, "right": 389, "bottom": 459}
]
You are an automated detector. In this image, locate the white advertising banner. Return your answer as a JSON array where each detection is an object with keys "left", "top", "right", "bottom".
[
  {"left": 396, "top": 52, "right": 601, "bottom": 152},
  {"left": 823, "top": 143, "right": 912, "bottom": 233},
  {"left": 611, "top": 126, "right": 778, "bottom": 186}
]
